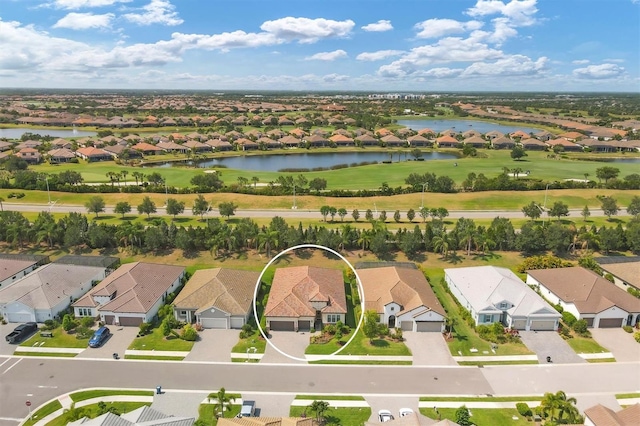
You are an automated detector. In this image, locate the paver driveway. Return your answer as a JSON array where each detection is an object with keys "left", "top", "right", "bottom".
[
  {"left": 240, "top": 393, "right": 295, "bottom": 417},
  {"left": 77, "top": 326, "right": 138, "bottom": 359},
  {"left": 590, "top": 328, "right": 640, "bottom": 362},
  {"left": 185, "top": 329, "right": 239, "bottom": 362},
  {"left": 403, "top": 332, "right": 456, "bottom": 366},
  {"left": 260, "top": 331, "right": 310, "bottom": 363},
  {"left": 519, "top": 331, "right": 584, "bottom": 364}
]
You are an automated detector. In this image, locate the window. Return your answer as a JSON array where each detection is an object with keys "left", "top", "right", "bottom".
[
  {"left": 181, "top": 310, "right": 187, "bottom": 316},
  {"left": 499, "top": 302, "right": 508, "bottom": 309},
  {"left": 326, "top": 314, "right": 340, "bottom": 323},
  {"left": 390, "top": 307, "right": 395, "bottom": 311},
  {"left": 481, "top": 314, "right": 492, "bottom": 323}
]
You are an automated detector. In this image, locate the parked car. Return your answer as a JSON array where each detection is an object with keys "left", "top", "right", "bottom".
[
  {"left": 238, "top": 400, "right": 255, "bottom": 418},
  {"left": 88, "top": 326, "right": 110, "bottom": 348},
  {"left": 5, "top": 322, "right": 37, "bottom": 344},
  {"left": 399, "top": 408, "right": 414, "bottom": 417},
  {"left": 378, "top": 409, "right": 394, "bottom": 423}
]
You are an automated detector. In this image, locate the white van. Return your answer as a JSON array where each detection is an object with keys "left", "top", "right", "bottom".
[{"left": 239, "top": 400, "right": 255, "bottom": 418}]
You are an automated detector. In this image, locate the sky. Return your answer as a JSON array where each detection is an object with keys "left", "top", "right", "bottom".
[{"left": 0, "top": 0, "right": 638, "bottom": 92}]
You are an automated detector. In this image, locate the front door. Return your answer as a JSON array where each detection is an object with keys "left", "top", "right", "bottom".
[
  {"left": 388, "top": 315, "right": 396, "bottom": 328},
  {"left": 314, "top": 310, "right": 323, "bottom": 331}
]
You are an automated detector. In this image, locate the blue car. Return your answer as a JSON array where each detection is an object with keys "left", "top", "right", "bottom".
[{"left": 88, "top": 326, "right": 110, "bottom": 348}]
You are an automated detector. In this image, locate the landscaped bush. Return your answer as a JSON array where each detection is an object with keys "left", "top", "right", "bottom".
[
  {"left": 75, "top": 325, "right": 93, "bottom": 339},
  {"left": 43, "top": 319, "right": 58, "bottom": 330},
  {"left": 239, "top": 323, "right": 253, "bottom": 339},
  {"left": 181, "top": 324, "right": 198, "bottom": 341},
  {"left": 139, "top": 322, "right": 153, "bottom": 336},
  {"left": 516, "top": 402, "right": 533, "bottom": 418},
  {"left": 573, "top": 319, "right": 589, "bottom": 336},
  {"left": 623, "top": 325, "right": 633, "bottom": 333},
  {"left": 62, "top": 314, "right": 78, "bottom": 332},
  {"left": 562, "top": 311, "right": 577, "bottom": 327},
  {"left": 554, "top": 304, "right": 564, "bottom": 313},
  {"left": 80, "top": 317, "right": 95, "bottom": 328},
  {"left": 634, "top": 332, "right": 640, "bottom": 343}
]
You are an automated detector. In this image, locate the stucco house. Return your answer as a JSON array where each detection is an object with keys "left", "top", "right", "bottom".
[
  {"left": 0, "top": 256, "right": 116, "bottom": 323},
  {"left": 73, "top": 262, "right": 185, "bottom": 326},
  {"left": 596, "top": 256, "right": 640, "bottom": 292},
  {"left": 583, "top": 403, "right": 640, "bottom": 426},
  {"left": 173, "top": 268, "right": 260, "bottom": 329},
  {"left": 264, "top": 266, "right": 347, "bottom": 332},
  {"left": 526, "top": 267, "right": 640, "bottom": 328},
  {"left": 0, "top": 254, "right": 48, "bottom": 288},
  {"left": 445, "top": 266, "right": 560, "bottom": 331},
  {"left": 357, "top": 265, "right": 446, "bottom": 332}
]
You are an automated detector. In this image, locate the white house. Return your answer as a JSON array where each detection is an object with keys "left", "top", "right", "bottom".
[
  {"left": 445, "top": 266, "right": 560, "bottom": 331},
  {"left": 357, "top": 265, "right": 447, "bottom": 332},
  {"left": 0, "top": 255, "right": 47, "bottom": 288},
  {"left": 73, "top": 262, "right": 185, "bottom": 326},
  {"left": 527, "top": 267, "right": 640, "bottom": 328},
  {"left": 596, "top": 256, "right": 640, "bottom": 292}
]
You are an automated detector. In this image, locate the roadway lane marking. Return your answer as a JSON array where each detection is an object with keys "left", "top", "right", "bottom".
[
  {"left": 37, "top": 386, "right": 58, "bottom": 389},
  {"left": 0, "top": 358, "right": 12, "bottom": 368},
  {"left": 0, "top": 417, "right": 22, "bottom": 422},
  {"left": 2, "top": 358, "right": 22, "bottom": 375}
]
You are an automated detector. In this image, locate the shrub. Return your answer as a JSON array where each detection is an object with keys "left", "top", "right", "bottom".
[
  {"left": 635, "top": 332, "right": 640, "bottom": 343},
  {"left": 562, "top": 311, "right": 577, "bottom": 327},
  {"left": 43, "top": 319, "right": 58, "bottom": 330},
  {"left": 554, "top": 304, "right": 564, "bottom": 313},
  {"left": 157, "top": 304, "right": 173, "bottom": 320},
  {"left": 573, "top": 319, "right": 589, "bottom": 335},
  {"left": 194, "top": 323, "right": 203, "bottom": 332},
  {"left": 75, "top": 325, "right": 93, "bottom": 339},
  {"left": 62, "top": 314, "right": 77, "bottom": 332},
  {"left": 239, "top": 323, "right": 254, "bottom": 339},
  {"left": 139, "top": 322, "right": 153, "bottom": 336},
  {"left": 181, "top": 324, "right": 198, "bottom": 341},
  {"left": 323, "top": 324, "right": 337, "bottom": 335},
  {"left": 378, "top": 324, "right": 390, "bottom": 336},
  {"left": 623, "top": 325, "right": 633, "bottom": 333},
  {"left": 80, "top": 317, "right": 95, "bottom": 328},
  {"left": 516, "top": 403, "right": 533, "bottom": 417}
]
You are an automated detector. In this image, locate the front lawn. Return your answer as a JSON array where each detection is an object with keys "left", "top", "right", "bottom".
[
  {"left": 290, "top": 406, "right": 371, "bottom": 426},
  {"left": 45, "top": 402, "right": 150, "bottom": 426},
  {"left": 306, "top": 328, "right": 411, "bottom": 356},
  {"left": 231, "top": 330, "right": 267, "bottom": 354},
  {"left": 20, "top": 326, "right": 89, "bottom": 349},
  {"left": 69, "top": 390, "right": 154, "bottom": 402},
  {"left": 420, "top": 408, "right": 531, "bottom": 426},
  {"left": 22, "top": 400, "right": 62, "bottom": 426},
  {"left": 197, "top": 403, "right": 241, "bottom": 426},
  {"left": 565, "top": 334, "right": 610, "bottom": 354},
  {"left": 128, "top": 327, "right": 194, "bottom": 352},
  {"left": 295, "top": 395, "right": 365, "bottom": 401}
]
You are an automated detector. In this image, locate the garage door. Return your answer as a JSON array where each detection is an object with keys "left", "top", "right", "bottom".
[
  {"left": 104, "top": 315, "right": 115, "bottom": 325},
  {"left": 118, "top": 317, "right": 143, "bottom": 327},
  {"left": 416, "top": 321, "right": 443, "bottom": 332},
  {"left": 598, "top": 318, "right": 623, "bottom": 328},
  {"left": 269, "top": 321, "right": 295, "bottom": 331},
  {"left": 512, "top": 320, "right": 527, "bottom": 330},
  {"left": 298, "top": 320, "right": 311, "bottom": 331},
  {"left": 584, "top": 318, "right": 594, "bottom": 327},
  {"left": 201, "top": 318, "right": 227, "bottom": 329},
  {"left": 7, "top": 312, "right": 33, "bottom": 323},
  {"left": 230, "top": 317, "right": 245, "bottom": 329},
  {"left": 530, "top": 320, "right": 556, "bottom": 331},
  {"left": 400, "top": 321, "right": 414, "bottom": 331}
]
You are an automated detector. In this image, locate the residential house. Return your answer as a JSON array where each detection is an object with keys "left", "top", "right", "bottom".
[
  {"left": 365, "top": 412, "right": 461, "bottom": 426},
  {"left": 526, "top": 267, "right": 640, "bottom": 328},
  {"left": 205, "top": 139, "right": 233, "bottom": 151},
  {"left": 0, "top": 254, "right": 48, "bottom": 288},
  {"left": 173, "top": 268, "right": 260, "bottom": 329},
  {"left": 558, "top": 131, "right": 586, "bottom": 142},
  {"left": 435, "top": 135, "right": 460, "bottom": 148},
  {"left": 329, "top": 134, "right": 355, "bottom": 146},
  {"left": 306, "top": 134, "right": 328, "bottom": 147},
  {"left": 381, "top": 134, "right": 406, "bottom": 147},
  {"left": 484, "top": 131, "right": 504, "bottom": 140},
  {"left": 583, "top": 403, "right": 640, "bottom": 426},
  {"left": 577, "top": 139, "right": 616, "bottom": 152},
  {"left": 407, "top": 135, "right": 433, "bottom": 147},
  {"left": 183, "top": 140, "right": 212, "bottom": 152},
  {"left": 0, "top": 141, "right": 13, "bottom": 152},
  {"left": 103, "top": 145, "right": 142, "bottom": 159},
  {"left": 50, "top": 138, "right": 73, "bottom": 149},
  {"left": 491, "top": 136, "right": 516, "bottom": 149},
  {"left": 15, "top": 140, "right": 42, "bottom": 150},
  {"left": 279, "top": 135, "right": 301, "bottom": 148},
  {"left": 462, "top": 129, "right": 482, "bottom": 138},
  {"left": 256, "top": 137, "right": 280, "bottom": 149},
  {"left": 0, "top": 256, "right": 117, "bottom": 323},
  {"left": 357, "top": 265, "right": 447, "bottom": 332},
  {"left": 132, "top": 142, "right": 163, "bottom": 156},
  {"left": 462, "top": 135, "right": 486, "bottom": 148},
  {"left": 235, "top": 138, "right": 259, "bottom": 151},
  {"left": 596, "top": 256, "right": 640, "bottom": 292},
  {"left": 157, "top": 141, "right": 188, "bottom": 154},
  {"left": 73, "top": 262, "right": 185, "bottom": 326},
  {"left": 439, "top": 128, "right": 458, "bottom": 138},
  {"left": 16, "top": 147, "right": 42, "bottom": 164},
  {"left": 520, "top": 138, "right": 547, "bottom": 150},
  {"left": 47, "top": 148, "right": 76, "bottom": 164},
  {"left": 75, "top": 147, "right": 113, "bottom": 162},
  {"left": 417, "top": 128, "right": 436, "bottom": 137},
  {"left": 546, "top": 138, "right": 583, "bottom": 152},
  {"left": 355, "top": 134, "right": 379, "bottom": 146},
  {"left": 264, "top": 266, "right": 347, "bottom": 332},
  {"left": 68, "top": 405, "right": 194, "bottom": 426},
  {"left": 445, "top": 266, "right": 561, "bottom": 331}
]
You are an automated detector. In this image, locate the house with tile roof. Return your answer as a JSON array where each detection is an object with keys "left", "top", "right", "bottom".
[
  {"left": 73, "top": 262, "right": 185, "bottom": 326},
  {"left": 0, "top": 257, "right": 112, "bottom": 323},
  {"left": 357, "top": 265, "right": 446, "bottom": 332},
  {"left": 0, "top": 254, "right": 48, "bottom": 288},
  {"left": 16, "top": 147, "right": 42, "bottom": 164},
  {"left": 596, "top": 256, "right": 640, "bottom": 292},
  {"left": 584, "top": 403, "right": 640, "bottom": 426},
  {"left": 526, "top": 267, "right": 640, "bottom": 328},
  {"left": 47, "top": 148, "right": 76, "bottom": 164},
  {"left": 68, "top": 405, "right": 194, "bottom": 426},
  {"left": 173, "top": 268, "right": 260, "bottom": 329},
  {"left": 264, "top": 266, "right": 347, "bottom": 332},
  {"left": 75, "top": 147, "right": 112, "bottom": 162},
  {"left": 445, "top": 266, "right": 560, "bottom": 331}
]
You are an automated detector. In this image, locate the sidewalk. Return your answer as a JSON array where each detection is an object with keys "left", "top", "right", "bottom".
[
  {"left": 14, "top": 347, "right": 84, "bottom": 354},
  {"left": 452, "top": 355, "right": 538, "bottom": 362},
  {"left": 124, "top": 350, "right": 190, "bottom": 357}
]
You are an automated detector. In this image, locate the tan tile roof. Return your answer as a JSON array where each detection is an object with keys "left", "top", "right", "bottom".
[
  {"left": 357, "top": 266, "right": 446, "bottom": 317},
  {"left": 173, "top": 268, "right": 260, "bottom": 315},
  {"left": 585, "top": 403, "right": 640, "bottom": 426},
  {"left": 0, "top": 258, "right": 40, "bottom": 283},
  {"left": 597, "top": 258, "right": 640, "bottom": 289},
  {"left": 264, "top": 266, "right": 346, "bottom": 318},
  {"left": 73, "top": 262, "right": 184, "bottom": 314},
  {"left": 527, "top": 267, "right": 640, "bottom": 314}
]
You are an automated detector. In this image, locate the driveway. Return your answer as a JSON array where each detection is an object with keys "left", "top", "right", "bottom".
[
  {"left": 76, "top": 326, "right": 138, "bottom": 359},
  {"left": 0, "top": 323, "right": 23, "bottom": 355},
  {"left": 240, "top": 393, "right": 295, "bottom": 417},
  {"left": 260, "top": 331, "right": 310, "bottom": 364},
  {"left": 590, "top": 328, "right": 640, "bottom": 362},
  {"left": 185, "top": 329, "right": 239, "bottom": 362},
  {"left": 403, "top": 332, "right": 456, "bottom": 366},
  {"left": 519, "top": 331, "right": 585, "bottom": 364},
  {"left": 365, "top": 395, "right": 420, "bottom": 424}
]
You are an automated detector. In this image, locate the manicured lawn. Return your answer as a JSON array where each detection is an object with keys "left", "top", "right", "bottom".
[
  {"left": 127, "top": 327, "right": 194, "bottom": 352},
  {"left": 295, "top": 395, "right": 365, "bottom": 401},
  {"left": 565, "top": 334, "right": 610, "bottom": 354},
  {"left": 45, "top": 402, "right": 150, "bottom": 426},
  {"left": 587, "top": 358, "right": 616, "bottom": 363},
  {"left": 290, "top": 406, "right": 371, "bottom": 426},
  {"left": 458, "top": 360, "right": 538, "bottom": 366},
  {"left": 420, "top": 408, "right": 532, "bottom": 426},
  {"left": 20, "top": 326, "right": 89, "bottom": 348},
  {"left": 22, "top": 400, "right": 62, "bottom": 426},
  {"left": 309, "top": 360, "right": 412, "bottom": 365},
  {"left": 197, "top": 403, "right": 241, "bottom": 426},
  {"left": 231, "top": 330, "right": 267, "bottom": 354},
  {"left": 616, "top": 393, "right": 640, "bottom": 399},
  {"left": 69, "top": 390, "right": 154, "bottom": 402},
  {"left": 420, "top": 396, "right": 542, "bottom": 402},
  {"left": 13, "top": 352, "right": 77, "bottom": 357},
  {"left": 306, "top": 328, "right": 411, "bottom": 356}
]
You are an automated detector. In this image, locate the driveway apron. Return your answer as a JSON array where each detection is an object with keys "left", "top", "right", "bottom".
[
  {"left": 186, "top": 329, "right": 239, "bottom": 362},
  {"left": 589, "top": 328, "right": 640, "bottom": 362},
  {"left": 403, "top": 332, "right": 456, "bottom": 366},
  {"left": 260, "top": 331, "right": 310, "bottom": 364},
  {"left": 77, "top": 326, "right": 139, "bottom": 359},
  {"left": 519, "top": 331, "right": 585, "bottom": 364}
]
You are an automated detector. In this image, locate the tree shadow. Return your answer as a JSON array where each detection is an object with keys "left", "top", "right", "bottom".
[
  {"left": 120, "top": 216, "right": 136, "bottom": 221},
  {"left": 370, "top": 339, "right": 390, "bottom": 348},
  {"left": 182, "top": 250, "right": 200, "bottom": 259},
  {"left": 446, "top": 252, "right": 463, "bottom": 264},
  {"left": 407, "top": 252, "right": 426, "bottom": 263},
  {"left": 94, "top": 215, "right": 116, "bottom": 221},
  {"left": 171, "top": 217, "right": 190, "bottom": 224},
  {"left": 606, "top": 218, "right": 623, "bottom": 224},
  {"left": 99, "top": 247, "right": 120, "bottom": 256},
  {"left": 471, "top": 251, "right": 501, "bottom": 262},
  {"left": 295, "top": 249, "right": 313, "bottom": 259},
  {"left": 274, "top": 253, "right": 292, "bottom": 265}
]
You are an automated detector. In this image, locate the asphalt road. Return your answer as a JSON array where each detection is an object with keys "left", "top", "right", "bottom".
[
  {"left": 1, "top": 356, "right": 639, "bottom": 425},
  {"left": 2, "top": 202, "right": 611, "bottom": 220}
]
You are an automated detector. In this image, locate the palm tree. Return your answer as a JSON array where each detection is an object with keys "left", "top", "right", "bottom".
[
  {"left": 257, "top": 228, "right": 279, "bottom": 258},
  {"left": 540, "top": 391, "right": 579, "bottom": 423},
  {"left": 308, "top": 400, "right": 330, "bottom": 424},
  {"left": 210, "top": 387, "right": 235, "bottom": 419},
  {"left": 357, "top": 229, "right": 373, "bottom": 251},
  {"left": 0, "top": 196, "right": 4, "bottom": 212},
  {"left": 432, "top": 233, "right": 450, "bottom": 259},
  {"left": 120, "top": 170, "right": 128, "bottom": 185},
  {"left": 251, "top": 176, "right": 259, "bottom": 188}
]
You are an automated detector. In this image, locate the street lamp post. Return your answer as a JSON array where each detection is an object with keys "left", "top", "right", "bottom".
[
  {"left": 421, "top": 183, "right": 429, "bottom": 209},
  {"left": 292, "top": 183, "right": 297, "bottom": 209},
  {"left": 45, "top": 177, "right": 51, "bottom": 205},
  {"left": 543, "top": 183, "right": 551, "bottom": 222}
]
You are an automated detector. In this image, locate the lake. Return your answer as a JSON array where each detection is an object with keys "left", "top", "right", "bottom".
[
  {"left": 397, "top": 119, "right": 542, "bottom": 135},
  {"left": 0, "top": 128, "right": 97, "bottom": 139},
  {"left": 150, "top": 151, "right": 457, "bottom": 172}
]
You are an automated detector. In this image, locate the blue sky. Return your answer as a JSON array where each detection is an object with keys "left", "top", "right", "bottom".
[{"left": 0, "top": 0, "right": 638, "bottom": 91}]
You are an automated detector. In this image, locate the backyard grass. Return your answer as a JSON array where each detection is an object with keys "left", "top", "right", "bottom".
[
  {"left": 197, "top": 403, "right": 241, "bottom": 426},
  {"left": 305, "top": 328, "right": 411, "bottom": 356},
  {"left": 45, "top": 402, "right": 150, "bottom": 426},
  {"left": 290, "top": 406, "right": 371, "bottom": 426},
  {"left": 127, "top": 327, "right": 194, "bottom": 352},
  {"left": 420, "top": 408, "right": 532, "bottom": 426},
  {"left": 20, "top": 326, "right": 89, "bottom": 348},
  {"left": 231, "top": 330, "right": 267, "bottom": 354},
  {"left": 295, "top": 395, "right": 365, "bottom": 401},
  {"left": 22, "top": 400, "right": 62, "bottom": 426},
  {"left": 123, "top": 355, "right": 185, "bottom": 361},
  {"left": 69, "top": 390, "right": 154, "bottom": 402},
  {"left": 565, "top": 334, "right": 610, "bottom": 354}
]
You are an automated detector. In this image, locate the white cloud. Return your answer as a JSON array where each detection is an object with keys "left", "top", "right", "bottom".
[
  {"left": 466, "top": 0, "right": 539, "bottom": 26},
  {"left": 305, "top": 50, "right": 347, "bottom": 61},
  {"left": 414, "top": 19, "right": 483, "bottom": 39},
  {"left": 603, "top": 58, "right": 625, "bottom": 63},
  {"left": 461, "top": 55, "right": 547, "bottom": 76},
  {"left": 356, "top": 50, "right": 404, "bottom": 61},
  {"left": 260, "top": 17, "right": 354, "bottom": 43},
  {"left": 123, "top": 0, "right": 183, "bottom": 26},
  {"left": 361, "top": 20, "right": 393, "bottom": 32},
  {"left": 573, "top": 63, "right": 625, "bottom": 79},
  {"left": 322, "top": 73, "right": 349, "bottom": 82},
  {"left": 52, "top": 12, "right": 114, "bottom": 30},
  {"left": 572, "top": 59, "right": 590, "bottom": 65},
  {"left": 52, "top": 0, "right": 131, "bottom": 9},
  {"left": 190, "top": 31, "right": 279, "bottom": 51},
  {"left": 423, "top": 68, "right": 463, "bottom": 78}
]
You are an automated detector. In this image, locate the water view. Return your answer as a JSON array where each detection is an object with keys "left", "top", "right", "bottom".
[
  {"left": 151, "top": 151, "right": 457, "bottom": 172},
  {"left": 397, "top": 119, "right": 542, "bottom": 135},
  {"left": 0, "top": 127, "right": 97, "bottom": 139}
]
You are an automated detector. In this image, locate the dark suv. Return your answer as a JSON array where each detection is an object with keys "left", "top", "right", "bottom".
[{"left": 88, "top": 326, "right": 110, "bottom": 348}]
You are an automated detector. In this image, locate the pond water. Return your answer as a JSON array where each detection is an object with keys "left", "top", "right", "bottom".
[
  {"left": 149, "top": 151, "right": 457, "bottom": 172},
  {"left": 0, "top": 127, "right": 97, "bottom": 139},
  {"left": 397, "top": 119, "right": 542, "bottom": 135}
]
